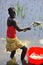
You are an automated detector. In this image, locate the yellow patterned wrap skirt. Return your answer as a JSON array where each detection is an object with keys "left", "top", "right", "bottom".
[{"left": 6, "top": 37, "right": 24, "bottom": 52}]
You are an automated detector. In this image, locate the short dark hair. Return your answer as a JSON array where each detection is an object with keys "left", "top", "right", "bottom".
[{"left": 8, "top": 7, "right": 16, "bottom": 15}]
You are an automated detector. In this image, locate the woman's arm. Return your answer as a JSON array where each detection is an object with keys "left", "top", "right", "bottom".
[
  {"left": 13, "top": 20, "right": 31, "bottom": 32},
  {"left": 7, "top": 18, "right": 31, "bottom": 32}
]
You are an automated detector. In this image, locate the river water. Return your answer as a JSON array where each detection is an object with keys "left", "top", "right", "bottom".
[{"left": 0, "top": 0, "right": 43, "bottom": 65}]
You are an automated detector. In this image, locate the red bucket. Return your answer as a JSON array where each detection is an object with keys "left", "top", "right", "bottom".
[{"left": 26, "top": 47, "right": 43, "bottom": 65}]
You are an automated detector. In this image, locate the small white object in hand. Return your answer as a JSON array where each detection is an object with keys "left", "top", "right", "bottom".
[{"left": 32, "top": 21, "right": 41, "bottom": 27}]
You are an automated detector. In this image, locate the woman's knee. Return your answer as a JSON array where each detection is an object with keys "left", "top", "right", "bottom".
[{"left": 21, "top": 46, "right": 27, "bottom": 51}]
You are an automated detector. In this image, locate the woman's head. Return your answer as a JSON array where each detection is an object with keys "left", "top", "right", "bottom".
[{"left": 8, "top": 7, "right": 16, "bottom": 18}]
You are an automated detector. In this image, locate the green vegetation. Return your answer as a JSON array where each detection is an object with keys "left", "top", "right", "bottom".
[{"left": 16, "top": 2, "right": 26, "bottom": 19}]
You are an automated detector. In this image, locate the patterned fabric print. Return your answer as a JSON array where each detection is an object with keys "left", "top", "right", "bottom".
[{"left": 6, "top": 37, "right": 24, "bottom": 52}]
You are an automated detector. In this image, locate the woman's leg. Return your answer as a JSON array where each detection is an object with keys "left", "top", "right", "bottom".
[
  {"left": 21, "top": 46, "right": 27, "bottom": 61},
  {"left": 10, "top": 50, "right": 16, "bottom": 59}
]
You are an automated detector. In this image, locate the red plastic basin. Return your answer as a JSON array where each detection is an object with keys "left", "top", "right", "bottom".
[{"left": 26, "top": 47, "right": 43, "bottom": 65}]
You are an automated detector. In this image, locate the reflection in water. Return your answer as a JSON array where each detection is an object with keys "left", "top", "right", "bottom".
[
  {"left": 21, "top": 60, "right": 29, "bottom": 65},
  {"left": 6, "top": 59, "right": 43, "bottom": 65},
  {"left": 6, "top": 60, "right": 18, "bottom": 65},
  {"left": 6, "top": 58, "right": 34, "bottom": 65},
  {"left": 6, "top": 57, "right": 18, "bottom": 65}
]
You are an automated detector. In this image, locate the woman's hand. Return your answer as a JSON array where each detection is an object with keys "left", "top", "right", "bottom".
[
  {"left": 27, "top": 27, "right": 31, "bottom": 30},
  {"left": 23, "top": 29, "right": 27, "bottom": 32},
  {"left": 23, "top": 27, "right": 31, "bottom": 32}
]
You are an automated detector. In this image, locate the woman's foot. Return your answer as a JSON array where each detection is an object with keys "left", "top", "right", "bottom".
[{"left": 21, "top": 59, "right": 28, "bottom": 65}]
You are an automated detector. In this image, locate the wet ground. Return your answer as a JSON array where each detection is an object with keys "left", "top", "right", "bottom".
[
  {"left": 0, "top": 39, "right": 43, "bottom": 65},
  {"left": 0, "top": 39, "right": 32, "bottom": 65}
]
